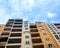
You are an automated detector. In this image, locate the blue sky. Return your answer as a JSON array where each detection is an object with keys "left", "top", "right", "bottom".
[{"left": 0, "top": 0, "right": 60, "bottom": 24}]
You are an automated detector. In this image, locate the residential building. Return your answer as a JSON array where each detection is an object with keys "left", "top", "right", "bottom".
[{"left": 0, "top": 19, "right": 60, "bottom": 48}]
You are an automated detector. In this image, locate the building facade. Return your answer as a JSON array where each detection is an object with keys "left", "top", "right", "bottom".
[
  {"left": 54, "top": 23, "right": 60, "bottom": 45},
  {"left": 0, "top": 24, "right": 5, "bottom": 34},
  {"left": 30, "top": 22, "right": 60, "bottom": 48},
  {"left": 0, "top": 19, "right": 60, "bottom": 48}
]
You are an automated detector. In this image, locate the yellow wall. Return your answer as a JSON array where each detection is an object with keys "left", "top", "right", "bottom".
[
  {"left": 41, "top": 23, "right": 60, "bottom": 48},
  {"left": 30, "top": 22, "right": 60, "bottom": 48},
  {"left": 0, "top": 24, "right": 5, "bottom": 34}
]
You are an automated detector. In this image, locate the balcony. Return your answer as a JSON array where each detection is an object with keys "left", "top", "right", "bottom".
[
  {"left": 8, "top": 38, "right": 21, "bottom": 43},
  {"left": 30, "top": 29, "right": 38, "bottom": 32},
  {"left": 32, "top": 38, "right": 42, "bottom": 43},
  {"left": 6, "top": 22, "right": 13, "bottom": 25},
  {"left": 6, "top": 24, "right": 12, "bottom": 27},
  {"left": 15, "top": 19, "right": 22, "bottom": 22},
  {"left": 4, "top": 28, "right": 11, "bottom": 31},
  {"left": 6, "top": 45, "right": 21, "bottom": 48},
  {"left": 14, "top": 22, "right": 22, "bottom": 24},
  {"left": 30, "top": 25, "right": 37, "bottom": 28},
  {"left": 13, "top": 25, "right": 22, "bottom": 28},
  {"left": 57, "top": 32, "right": 60, "bottom": 34},
  {"left": 5, "top": 27, "right": 12, "bottom": 29},
  {"left": 57, "top": 27, "right": 60, "bottom": 29},
  {"left": 0, "top": 37, "right": 8, "bottom": 42},
  {"left": 9, "top": 19, "right": 14, "bottom": 21},
  {"left": 12, "top": 29, "right": 22, "bottom": 32},
  {"left": 31, "top": 33, "right": 40, "bottom": 37},
  {"left": 54, "top": 23, "right": 60, "bottom": 25},
  {"left": 14, "top": 20, "right": 22, "bottom": 24},
  {"left": 33, "top": 45, "right": 44, "bottom": 48},
  {"left": 0, "top": 46, "right": 5, "bottom": 48},
  {"left": 1, "top": 32, "right": 9, "bottom": 36},
  {"left": 10, "top": 33, "right": 22, "bottom": 37},
  {"left": 4, "top": 28, "right": 11, "bottom": 32},
  {"left": 0, "top": 42, "right": 6, "bottom": 46}
]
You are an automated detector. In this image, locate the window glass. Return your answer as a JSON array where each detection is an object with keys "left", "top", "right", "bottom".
[
  {"left": 43, "top": 33, "right": 47, "bottom": 35},
  {"left": 25, "top": 28, "right": 28, "bottom": 30},
  {"left": 25, "top": 36, "right": 29, "bottom": 38},
  {"left": 47, "top": 44, "right": 54, "bottom": 48},
  {"left": 25, "top": 41, "right": 30, "bottom": 44},
  {"left": 24, "top": 31, "right": 30, "bottom": 34},
  {"left": 24, "top": 25, "right": 28, "bottom": 27},
  {"left": 46, "top": 38, "right": 50, "bottom": 41},
  {"left": 24, "top": 21, "right": 28, "bottom": 24}
]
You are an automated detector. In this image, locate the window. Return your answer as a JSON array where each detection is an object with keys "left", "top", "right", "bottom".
[
  {"left": 30, "top": 29, "right": 38, "bottom": 32},
  {"left": 55, "top": 35, "right": 60, "bottom": 40},
  {"left": 6, "top": 45, "right": 21, "bottom": 48},
  {"left": 41, "top": 28, "right": 44, "bottom": 30},
  {"left": 25, "top": 36, "right": 29, "bottom": 38},
  {"left": 47, "top": 44, "right": 54, "bottom": 48},
  {"left": 15, "top": 19, "right": 22, "bottom": 22},
  {"left": 33, "top": 45, "right": 44, "bottom": 48},
  {"left": 15, "top": 20, "right": 22, "bottom": 23},
  {"left": 6, "top": 24, "right": 12, "bottom": 27},
  {"left": 24, "top": 25, "right": 28, "bottom": 27},
  {"left": 43, "top": 33, "right": 47, "bottom": 35},
  {"left": 10, "top": 33, "right": 22, "bottom": 37},
  {"left": 9, "top": 19, "right": 14, "bottom": 21},
  {"left": 13, "top": 25, "right": 22, "bottom": 28},
  {"left": 24, "top": 21, "right": 28, "bottom": 28},
  {"left": 14, "top": 19, "right": 22, "bottom": 24},
  {"left": 24, "top": 21, "right": 28, "bottom": 24},
  {"left": 0, "top": 37, "right": 8, "bottom": 42},
  {"left": 12, "top": 29, "right": 22, "bottom": 32},
  {"left": 32, "top": 38, "right": 42, "bottom": 43},
  {"left": 30, "top": 25, "right": 37, "bottom": 28},
  {"left": 1, "top": 33, "right": 9, "bottom": 35},
  {"left": 0, "top": 46, "right": 5, "bottom": 48},
  {"left": 25, "top": 41, "right": 30, "bottom": 45},
  {"left": 24, "top": 31, "right": 30, "bottom": 34},
  {"left": 7, "top": 21, "right": 13, "bottom": 24},
  {"left": 46, "top": 38, "right": 50, "bottom": 41},
  {"left": 51, "top": 24, "right": 57, "bottom": 31},
  {"left": 14, "top": 22, "right": 22, "bottom": 24},
  {"left": 57, "top": 27, "right": 60, "bottom": 29},
  {"left": 31, "top": 33, "right": 40, "bottom": 37},
  {"left": 25, "top": 28, "right": 28, "bottom": 30},
  {"left": 53, "top": 32, "right": 56, "bottom": 34},
  {"left": 8, "top": 38, "right": 21, "bottom": 43},
  {"left": 4, "top": 28, "right": 11, "bottom": 31},
  {"left": 57, "top": 32, "right": 60, "bottom": 34}
]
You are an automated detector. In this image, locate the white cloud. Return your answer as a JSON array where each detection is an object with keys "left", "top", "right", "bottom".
[
  {"left": 47, "top": 12, "right": 56, "bottom": 18},
  {"left": 20, "top": 0, "right": 34, "bottom": 9},
  {"left": 0, "top": 7, "right": 12, "bottom": 24},
  {"left": 0, "top": 0, "right": 60, "bottom": 23},
  {"left": 7, "top": 0, "right": 35, "bottom": 18},
  {"left": 8, "top": 0, "right": 34, "bottom": 11}
]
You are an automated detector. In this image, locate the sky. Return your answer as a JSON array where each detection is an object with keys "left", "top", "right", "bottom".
[{"left": 0, "top": 0, "right": 60, "bottom": 24}]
